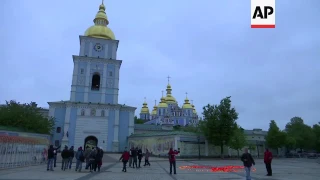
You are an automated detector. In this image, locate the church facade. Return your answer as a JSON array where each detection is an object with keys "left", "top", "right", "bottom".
[
  {"left": 140, "top": 81, "right": 200, "bottom": 126},
  {"left": 48, "top": 2, "right": 136, "bottom": 152}
]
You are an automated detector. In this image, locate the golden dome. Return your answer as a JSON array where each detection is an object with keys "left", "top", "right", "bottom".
[
  {"left": 192, "top": 104, "right": 197, "bottom": 114},
  {"left": 182, "top": 97, "right": 193, "bottom": 109},
  {"left": 140, "top": 99, "right": 149, "bottom": 114},
  {"left": 165, "top": 83, "right": 177, "bottom": 103},
  {"left": 151, "top": 100, "right": 158, "bottom": 115},
  {"left": 84, "top": 2, "right": 115, "bottom": 40},
  {"left": 158, "top": 97, "right": 168, "bottom": 108}
]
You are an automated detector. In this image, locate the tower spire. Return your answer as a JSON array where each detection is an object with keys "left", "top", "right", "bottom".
[
  {"left": 154, "top": 100, "right": 157, "bottom": 106},
  {"left": 185, "top": 92, "right": 188, "bottom": 98},
  {"left": 161, "top": 90, "right": 164, "bottom": 97}
]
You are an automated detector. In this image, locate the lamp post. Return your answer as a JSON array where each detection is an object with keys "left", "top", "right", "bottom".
[
  {"left": 256, "top": 140, "right": 260, "bottom": 158},
  {"left": 197, "top": 136, "right": 200, "bottom": 159}
]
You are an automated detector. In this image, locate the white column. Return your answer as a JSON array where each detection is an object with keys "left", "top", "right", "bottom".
[
  {"left": 84, "top": 62, "right": 91, "bottom": 102},
  {"left": 101, "top": 63, "right": 107, "bottom": 103},
  {"left": 113, "top": 65, "right": 119, "bottom": 104},
  {"left": 104, "top": 43, "right": 109, "bottom": 59},
  {"left": 88, "top": 42, "right": 93, "bottom": 57},
  {"left": 70, "top": 60, "right": 79, "bottom": 101},
  {"left": 112, "top": 43, "right": 116, "bottom": 59},
  {"left": 113, "top": 109, "right": 119, "bottom": 142},
  {"left": 62, "top": 106, "right": 71, "bottom": 147},
  {"left": 80, "top": 39, "right": 85, "bottom": 56},
  {"left": 205, "top": 140, "right": 209, "bottom": 156},
  {"left": 174, "top": 136, "right": 180, "bottom": 150},
  {"left": 128, "top": 111, "right": 134, "bottom": 135},
  {"left": 48, "top": 106, "right": 55, "bottom": 117}
]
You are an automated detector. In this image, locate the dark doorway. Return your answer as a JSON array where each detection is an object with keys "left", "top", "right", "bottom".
[
  {"left": 91, "top": 73, "right": 100, "bottom": 91},
  {"left": 84, "top": 136, "right": 98, "bottom": 150}
]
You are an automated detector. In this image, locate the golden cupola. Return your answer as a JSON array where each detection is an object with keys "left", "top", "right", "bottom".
[
  {"left": 182, "top": 93, "right": 193, "bottom": 109},
  {"left": 140, "top": 98, "right": 150, "bottom": 114},
  {"left": 164, "top": 77, "right": 177, "bottom": 103},
  {"left": 151, "top": 100, "right": 158, "bottom": 115},
  {"left": 84, "top": 1, "right": 115, "bottom": 40},
  {"left": 191, "top": 100, "right": 197, "bottom": 114},
  {"left": 158, "top": 91, "right": 168, "bottom": 108}
]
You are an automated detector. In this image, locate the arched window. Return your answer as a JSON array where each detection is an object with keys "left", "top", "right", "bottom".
[
  {"left": 81, "top": 109, "right": 85, "bottom": 116},
  {"left": 56, "top": 127, "right": 61, "bottom": 133},
  {"left": 101, "top": 110, "right": 105, "bottom": 117},
  {"left": 91, "top": 73, "right": 100, "bottom": 91}
]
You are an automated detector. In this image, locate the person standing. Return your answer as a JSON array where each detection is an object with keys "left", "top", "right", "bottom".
[
  {"left": 46, "top": 145, "right": 54, "bottom": 171},
  {"left": 129, "top": 147, "right": 134, "bottom": 168},
  {"left": 264, "top": 148, "right": 273, "bottom": 176},
  {"left": 88, "top": 147, "right": 97, "bottom": 172},
  {"left": 75, "top": 147, "right": 84, "bottom": 172},
  {"left": 241, "top": 148, "right": 255, "bottom": 180},
  {"left": 119, "top": 147, "right": 130, "bottom": 172},
  {"left": 84, "top": 146, "right": 91, "bottom": 169},
  {"left": 53, "top": 145, "right": 61, "bottom": 167},
  {"left": 68, "top": 146, "right": 75, "bottom": 169},
  {"left": 94, "top": 147, "right": 103, "bottom": 172},
  {"left": 132, "top": 147, "right": 138, "bottom": 168},
  {"left": 137, "top": 148, "right": 143, "bottom": 168},
  {"left": 61, "top": 146, "right": 70, "bottom": 171},
  {"left": 168, "top": 148, "right": 180, "bottom": 174},
  {"left": 143, "top": 149, "right": 151, "bottom": 166}
]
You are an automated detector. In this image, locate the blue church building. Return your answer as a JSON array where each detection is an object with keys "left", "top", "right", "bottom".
[{"left": 48, "top": 2, "right": 136, "bottom": 152}]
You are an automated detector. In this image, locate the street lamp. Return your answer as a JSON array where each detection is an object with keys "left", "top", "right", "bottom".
[{"left": 197, "top": 136, "right": 200, "bottom": 159}]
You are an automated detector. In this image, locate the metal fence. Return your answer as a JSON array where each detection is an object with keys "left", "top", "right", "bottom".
[{"left": 0, "top": 135, "right": 49, "bottom": 169}]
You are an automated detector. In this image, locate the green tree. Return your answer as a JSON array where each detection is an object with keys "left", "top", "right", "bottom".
[
  {"left": 134, "top": 116, "right": 144, "bottom": 124},
  {"left": 285, "top": 117, "right": 315, "bottom": 151},
  {"left": 312, "top": 122, "right": 320, "bottom": 152},
  {"left": 0, "top": 100, "right": 55, "bottom": 134},
  {"left": 285, "top": 136, "right": 296, "bottom": 150},
  {"left": 229, "top": 125, "right": 247, "bottom": 157},
  {"left": 266, "top": 120, "right": 286, "bottom": 154},
  {"left": 199, "top": 96, "right": 238, "bottom": 158}
]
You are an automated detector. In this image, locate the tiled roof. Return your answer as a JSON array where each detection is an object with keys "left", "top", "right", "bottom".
[
  {"left": 134, "top": 124, "right": 164, "bottom": 131},
  {"left": 129, "top": 131, "right": 197, "bottom": 137}
]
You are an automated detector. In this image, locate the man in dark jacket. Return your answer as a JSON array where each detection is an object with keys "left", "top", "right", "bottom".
[
  {"left": 241, "top": 148, "right": 255, "bottom": 180},
  {"left": 132, "top": 147, "right": 138, "bottom": 168},
  {"left": 68, "top": 146, "right": 75, "bottom": 169},
  {"left": 75, "top": 147, "right": 84, "bottom": 172},
  {"left": 94, "top": 147, "right": 103, "bottom": 172},
  {"left": 61, "top": 146, "right": 70, "bottom": 171},
  {"left": 53, "top": 145, "right": 61, "bottom": 167},
  {"left": 264, "top": 148, "right": 273, "bottom": 176},
  {"left": 129, "top": 147, "right": 134, "bottom": 167},
  {"left": 47, "top": 145, "right": 54, "bottom": 171},
  {"left": 137, "top": 148, "right": 143, "bottom": 168}
]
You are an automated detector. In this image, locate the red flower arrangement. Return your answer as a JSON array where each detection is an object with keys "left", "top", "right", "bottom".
[
  {"left": 0, "top": 135, "right": 49, "bottom": 145},
  {"left": 179, "top": 165, "right": 256, "bottom": 173}
]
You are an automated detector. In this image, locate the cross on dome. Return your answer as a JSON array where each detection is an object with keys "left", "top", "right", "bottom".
[{"left": 167, "top": 76, "right": 171, "bottom": 83}]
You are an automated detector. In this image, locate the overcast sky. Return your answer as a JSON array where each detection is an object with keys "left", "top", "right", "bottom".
[{"left": 1, "top": 0, "right": 319, "bottom": 130}]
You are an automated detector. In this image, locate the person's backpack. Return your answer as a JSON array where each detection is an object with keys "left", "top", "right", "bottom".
[{"left": 79, "top": 151, "right": 85, "bottom": 162}]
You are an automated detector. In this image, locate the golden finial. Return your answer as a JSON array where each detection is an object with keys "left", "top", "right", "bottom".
[
  {"left": 144, "top": 97, "right": 146, "bottom": 102},
  {"left": 185, "top": 92, "right": 188, "bottom": 98},
  {"left": 167, "top": 76, "right": 171, "bottom": 84},
  {"left": 154, "top": 100, "right": 157, "bottom": 106},
  {"left": 161, "top": 90, "right": 164, "bottom": 97},
  {"left": 102, "top": 0, "right": 104, "bottom": 4}
]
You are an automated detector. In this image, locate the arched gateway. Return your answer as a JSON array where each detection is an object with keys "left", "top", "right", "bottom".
[{"left": 84, "top": 136, "right": 98, "bottom": 150}]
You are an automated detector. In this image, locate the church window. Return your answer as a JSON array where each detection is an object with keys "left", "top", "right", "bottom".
[
  {"left": 81, "top": 109, "right": 85, "bottom": 116},
  {"left": 56, "top": 127, "right": 61, "bottom": 133},
  {"left": 109, "top": 71, "right": 113, "bottom": 76},
  {"left": 91, "top": 109, "right": 96, "bottom": 116},
  {"left": 158, "top": 109, "right": 161, "bottom": 115},
  {"left": 91, "top": 73, "right": 100, "bottom": 90},
  {"left": 101, "top": 110, "right": 105, "bottom": 117},
  {"left": 145, "top": 114, "right": 147, "bottom": 120},
  {"left": 80, "top": 68, "right": 84, "bottom": 74}
]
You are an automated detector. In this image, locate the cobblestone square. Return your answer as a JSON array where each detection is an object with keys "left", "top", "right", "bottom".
[{"left": 0, "top": 155, "right": 319, "bottom": 180}]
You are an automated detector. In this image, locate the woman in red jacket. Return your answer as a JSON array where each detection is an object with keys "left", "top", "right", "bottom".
[
  {"left": 168, "top": 148, "right": 180, "bottom": 174},
  {"left": 119, "top": 147, "right": 130, "bottom": 172}
]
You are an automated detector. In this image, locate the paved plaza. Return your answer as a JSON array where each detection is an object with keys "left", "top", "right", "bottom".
[{"left": 0, "top": 154, "right": 319, "bottom": 180}]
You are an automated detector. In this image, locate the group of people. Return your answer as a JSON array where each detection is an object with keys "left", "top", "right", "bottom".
[
  {"left": 46, "top": 145, "right": 104, "bottom": 173},
  {"left": 119, "top": 147, "right": 180, "bottom": 174},
  {"left": 241, "top": 148, "right": 273, "bottom": 180}
]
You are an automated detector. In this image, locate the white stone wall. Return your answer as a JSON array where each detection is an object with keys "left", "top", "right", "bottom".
[{"left": 74, "top": 116, "right": 109, "bottom": 152}]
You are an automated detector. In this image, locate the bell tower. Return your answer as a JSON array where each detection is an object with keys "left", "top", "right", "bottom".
[{"left": 70, "top": 1, "right": 121, "bottom": 104}]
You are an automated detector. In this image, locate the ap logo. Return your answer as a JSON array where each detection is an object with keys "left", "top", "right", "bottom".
[{"left": 251, "top": 0, "right": 275, "bottom": 28}]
